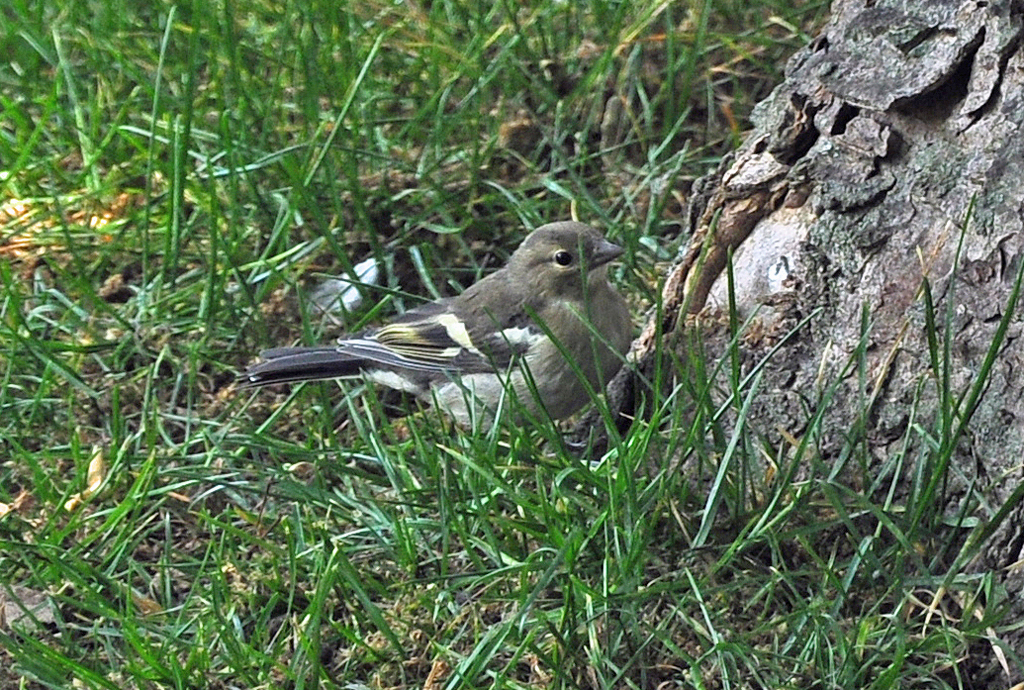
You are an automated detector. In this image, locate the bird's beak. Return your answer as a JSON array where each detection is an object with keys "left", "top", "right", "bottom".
[{"left": 592, "top": 239, "right": 624, "bottom": 268}]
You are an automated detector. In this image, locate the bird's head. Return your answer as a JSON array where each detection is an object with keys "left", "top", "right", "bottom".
[{"left": 508, "top": 221, "right": 623, "bottom": 301}]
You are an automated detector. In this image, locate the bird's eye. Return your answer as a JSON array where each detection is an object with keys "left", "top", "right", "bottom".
[{"left": 554, "top": 250, "right": 573, "bottom": 266}]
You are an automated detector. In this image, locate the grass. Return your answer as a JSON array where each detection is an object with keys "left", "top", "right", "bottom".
[{"left": 2, "top": 0, "right": 1021, "bottom": 688}]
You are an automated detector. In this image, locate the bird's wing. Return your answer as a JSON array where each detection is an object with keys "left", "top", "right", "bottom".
[{"left": 365, "top": 296, "right": 544, "bottom": 374}]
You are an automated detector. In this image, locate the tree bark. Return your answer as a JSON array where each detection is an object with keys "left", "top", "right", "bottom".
[{"left": 603, "top": 0, "right": 1024, "bottom": 670}]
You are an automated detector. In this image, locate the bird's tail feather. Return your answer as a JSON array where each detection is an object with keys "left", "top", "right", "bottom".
[{"left": 242, "top": 347, "right": 363, "bottom": 386}]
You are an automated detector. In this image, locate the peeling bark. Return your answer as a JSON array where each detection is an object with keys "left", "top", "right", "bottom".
[{"left": 591, "top": 0, "right": 1024, "bottom": 671}]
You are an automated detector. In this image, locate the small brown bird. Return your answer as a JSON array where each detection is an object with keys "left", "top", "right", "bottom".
[{"left": 243, "top": 221, "right": 632, "bottom": 428}]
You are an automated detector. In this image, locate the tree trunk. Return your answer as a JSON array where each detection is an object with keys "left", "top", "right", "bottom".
[{"left": 606, "top": 0, "right": 1024, "bottom": 670}]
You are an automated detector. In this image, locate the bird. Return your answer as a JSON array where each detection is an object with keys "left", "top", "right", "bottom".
[{"left": 243, "top": 221, "right": 632, "bottom": 428}]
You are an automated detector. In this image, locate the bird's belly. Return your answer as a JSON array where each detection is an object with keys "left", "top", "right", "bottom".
[
  {"left": 432, "top": 372, "right": 515, "bottom": 428},
  {"left": 431, "top": 351, "right": 598, "bottom": 428}
]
